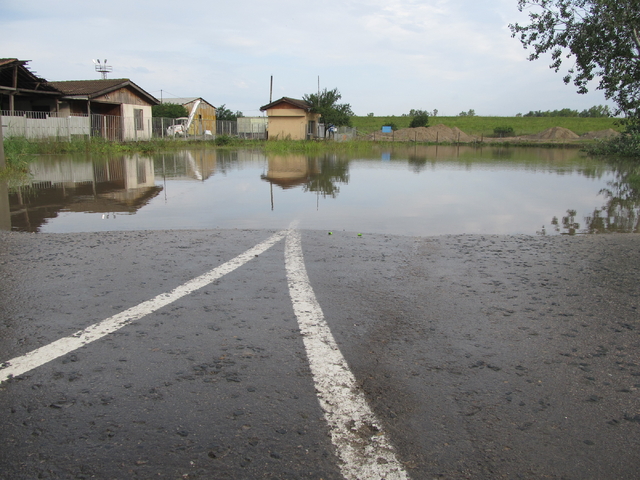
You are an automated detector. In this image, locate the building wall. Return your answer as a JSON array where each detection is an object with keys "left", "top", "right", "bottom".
[
  {"left": 93, "top": 87, "right": 151, "bottom": 106},
  {"left": 184, "top": 99, "right": 216, "bottom": 136},
  {"left": 122, "top": 104, "right": 153, "bottom": 140},
  {"left": 265, "top": 108, "right": 320, "bottom": 140}
]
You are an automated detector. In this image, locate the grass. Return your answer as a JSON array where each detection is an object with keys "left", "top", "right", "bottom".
[{"left": 351, "top": 115, "right": 624, "bottom": 136}]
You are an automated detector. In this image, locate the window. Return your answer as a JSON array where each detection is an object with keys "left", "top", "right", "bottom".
[{"left": 134, "top": 109, "right": 144, "bottom": 131}]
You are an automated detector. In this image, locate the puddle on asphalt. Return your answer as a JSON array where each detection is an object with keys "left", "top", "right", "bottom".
[{"left": 1, "top": 145, "right": 639, "bottom": 235}]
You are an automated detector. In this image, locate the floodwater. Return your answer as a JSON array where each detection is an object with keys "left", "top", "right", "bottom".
[{"left": 2, "top": 145, "right": 639, "bottom": 235}]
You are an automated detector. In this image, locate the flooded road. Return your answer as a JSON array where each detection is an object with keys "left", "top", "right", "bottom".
[
  {"left": 0, "top": 146, "right": 639, "bottom": 479},
  {"left": 2, "top": 145, "right": 639, "bottom": 235},
  {"left": 1, "top": 227, "right": 639, "bottom": 479}
]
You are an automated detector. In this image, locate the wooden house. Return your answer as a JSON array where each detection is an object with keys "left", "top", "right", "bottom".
[
  {"left": 260, "top": 97, "right": 320, "bottom": 140},
  {"left": 49, "top": 79, "right": 159, "bottom": 140}
]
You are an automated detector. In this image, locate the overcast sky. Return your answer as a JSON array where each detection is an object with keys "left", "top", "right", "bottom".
[{"left": 1, "top": 0, "right": 615, "bottom": 117}]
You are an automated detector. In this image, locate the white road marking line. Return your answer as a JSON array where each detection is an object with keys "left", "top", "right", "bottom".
[
  {"left": 0, "top": 230, "right": 287, "bottom": 384},
  {"left": 284, "top": 229, "right": 410, "bottom": 480}
]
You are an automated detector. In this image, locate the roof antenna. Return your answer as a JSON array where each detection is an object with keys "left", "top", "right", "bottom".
[{"left": 92, "top": 58, "right": 112, "bottom": 80}]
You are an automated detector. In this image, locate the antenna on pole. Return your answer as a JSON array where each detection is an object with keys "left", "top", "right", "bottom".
[
  {"left": 270, "top": 75, "right": 273, "bottom": 103},
  {"left": 93, "top": 59, "right": 113, "bottom": 79}
]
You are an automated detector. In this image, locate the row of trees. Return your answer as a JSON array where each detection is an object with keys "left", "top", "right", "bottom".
[{"left": 521, "top": 105, "right": 612, "bottom": 117}]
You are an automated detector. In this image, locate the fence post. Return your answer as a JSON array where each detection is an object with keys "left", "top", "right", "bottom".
[{"left": 0, "top": 113, "right": 5, "bottom": 170}]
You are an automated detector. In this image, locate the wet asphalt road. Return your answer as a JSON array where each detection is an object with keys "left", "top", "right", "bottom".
[{"left": 0, "top": 229, "right": 639, "bottom": 479}]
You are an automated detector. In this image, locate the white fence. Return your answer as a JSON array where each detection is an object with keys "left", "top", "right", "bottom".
[
  {"left": 1, "top": 111, "right": 154, "bottom": 141},
  {"left": 1, "top": 111, "right": 356, "bottom": 142},
  {"left": 1, "top": 111, "right": 90, "bottom": 139}
]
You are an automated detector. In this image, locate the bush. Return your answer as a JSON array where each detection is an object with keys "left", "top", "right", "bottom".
[
  {"left": 494, "top": 126, "right": 515, "bottom": 137},
  {"left": 409, "top": 112, "right": 429, "bottom": 128},
  {"left": 383, "top": 122, "right": 398, "bottom": 131},
  {"left": 585, "top": 131, "right": 640, "bottom": 157},
  {"left": 215, "top": 134, "right": 233, "bottom": 146}
]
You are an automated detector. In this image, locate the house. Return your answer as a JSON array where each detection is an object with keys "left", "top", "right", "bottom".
[
  {"left": 49, "top": 79, "right": 159, "bottom": 140},
  {"left": 0, "top": 58, "right": 61, "bottom": 114},
  {"left": 161, "top": 97, "right": 216, "bottom": 136},
  {"left": 259, "top": 97, "right": 320, "bottom": 140}
]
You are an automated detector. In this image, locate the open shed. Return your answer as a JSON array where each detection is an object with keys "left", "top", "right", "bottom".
[{"left": 0, "top": 58, "right": 61, "bottom": 114}]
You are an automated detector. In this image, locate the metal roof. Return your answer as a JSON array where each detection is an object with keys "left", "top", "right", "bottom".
[
  {"left": 260, "top": 97, "right": 313, "bottom": 112},
  {"left": 162, "top": 97, "right": 216, "bottom": 109}
]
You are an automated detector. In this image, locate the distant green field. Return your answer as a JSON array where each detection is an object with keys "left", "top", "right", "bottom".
[{"left": 351, "top": 116, "right": 624, "bottom": 136}]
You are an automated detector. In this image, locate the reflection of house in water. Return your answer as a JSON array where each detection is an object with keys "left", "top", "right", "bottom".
[
  {"left": 260, "top": 155, "right": 320, "bottom": 189},
  {"left": 9, "top": 155, "right": 161, "bottom": 232},
  {"left": 158, "top": 150, "right": 218, "bottom": 181},
  {"left": 0, "top": 181, "right": 10, "bottom": 231},
  {"left": 261, "top": 154, "right": 350, "bottom": 206}
]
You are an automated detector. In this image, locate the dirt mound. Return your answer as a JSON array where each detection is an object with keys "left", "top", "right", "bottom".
[
  {"left": 580, "top": 129, "right": 621, "bottom": 139},
  {"left": 526, "top": 127, "right": 580, "bottom": 140},
  {"left": 371, "top": 124, "right": 477, "bottom": 142}
]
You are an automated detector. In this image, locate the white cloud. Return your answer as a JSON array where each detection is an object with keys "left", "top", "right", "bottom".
[{"left": 0, "top": 0, "right": 616, "bottom": 116}]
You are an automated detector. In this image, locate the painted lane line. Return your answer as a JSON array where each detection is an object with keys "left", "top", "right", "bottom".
[
  {"left": 284, "top": 229, "right": 409, "bottom": 480},
  {"left": 0, "top": 230, "right": 287, "bottom": 384}
]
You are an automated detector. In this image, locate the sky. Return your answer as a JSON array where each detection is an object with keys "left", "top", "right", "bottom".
[{"left": 1, "top": 0, "right": 615, "bottom": 117}]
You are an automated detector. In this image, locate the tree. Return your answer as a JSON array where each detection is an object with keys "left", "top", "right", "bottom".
[
  {"left": 152, "top": 103, "right": 188, "bottom": 118},
  {"left": 509, "top": 0, "right": 640, "bottom": 122},
  {"left": 409, "top": 109, "right": 430, "bottom": 128},
  {"left": 302, "top": 88, "right": 354, "bottom": 130},
  {"left": 217, "top": 104, "right": 243, "bottom": 121}
]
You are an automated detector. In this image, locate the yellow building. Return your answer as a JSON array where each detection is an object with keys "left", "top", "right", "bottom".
[{"left": 260, "top": 97, "right": 321, "bottom": 140}]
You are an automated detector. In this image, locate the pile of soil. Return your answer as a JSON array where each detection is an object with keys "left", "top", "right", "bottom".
[
  {"left": 580, "top": 129, "right": 621, "bottom": 139},
  {"left": 363, "top": 124, "right": 620, "bottom": 143},
  {"left": 370, "top": 124, "right": 478, "bottom": 142},
  {"left": 525, "top": 127, "right": 580, "bottom": 140}
]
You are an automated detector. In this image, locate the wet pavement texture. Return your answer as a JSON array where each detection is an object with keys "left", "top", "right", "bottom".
[{"left": 0, "top": 229, "right": 639, "bottom": 479}]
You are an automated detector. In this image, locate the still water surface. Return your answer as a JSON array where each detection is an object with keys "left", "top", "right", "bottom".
[{"left": 3, "top": 145, "right": 639, "bottom": 235}]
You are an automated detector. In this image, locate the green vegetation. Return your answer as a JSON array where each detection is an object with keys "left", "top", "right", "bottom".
[
  {"left": 523, "top": 105, "right": 612, "bottom": 117},
  {"left": 263, "top": 139, "right": 378, "bottom": 155},
  {"left": 217, "top": 105, "right": 244, "bottom": 121},
  {"left": 303, "top": 88, "right": 354, "bottom": 129},
  {"left": 585, "top": 132, "right": 640, "bottom": 157},
  {"left": 510, "top": 1, "right": 640, "bottom": 123},
  {"left": 152, "top": 103, "right": 189, "bottom": 118},
  {"left": 350, "top": 115, "right": 622, "bottom": 136},
  {"left": 409, "top": 110, "right": 430, "bottom": 128},
  {"left": 494, "top": 126, "right": 515, "bottom": 137}
]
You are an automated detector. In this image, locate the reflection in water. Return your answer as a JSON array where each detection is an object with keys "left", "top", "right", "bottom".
[
  {"left": 541, "top": 161, "right": 640, "bottom": 234},
  {"left": 4, "top": 145, "right": 639, "bottom": 235},
  {"left": 9, "top": 155, "right": 161, "bottom": 232},
  {"left": 261, "top": 154, "right": 350, "bottom": 200},
  {"left": 0, "top": 181, "right": 10, "bottom": 231}
]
